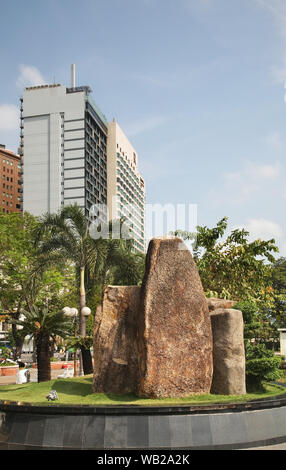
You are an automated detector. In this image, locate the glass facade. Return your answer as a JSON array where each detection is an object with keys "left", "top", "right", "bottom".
[
  {"left": 116, "top": 153, "right": 145, "bottom": 252},
  {"left": 84, "top": 102, "right": 108, "bottom": 217}
]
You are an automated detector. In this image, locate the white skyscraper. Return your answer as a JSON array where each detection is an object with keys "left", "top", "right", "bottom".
[
  {"left": 20, "top": 66, "right": 145, "bottom": 252},
  {"left": 107, "top": 120, "right": 145, "bottom": 252},
  {"left": 21, "top": 70, "right": 108, "bottom": 216}
]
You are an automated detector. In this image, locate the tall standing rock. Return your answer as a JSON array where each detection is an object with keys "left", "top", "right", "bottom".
[
  {"left": 136, "top": 237, "right": 213, "bottom": 398},
  {"left": 210, "top": 308, "right": 246, "bottom": 395},
  {"left": 93, "top": 286, "right": 141, "bottom": 394}
]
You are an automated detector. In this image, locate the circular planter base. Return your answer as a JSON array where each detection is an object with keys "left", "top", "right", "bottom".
[{"left": 1, "top": 394, "right": 286, "bottom": 449}]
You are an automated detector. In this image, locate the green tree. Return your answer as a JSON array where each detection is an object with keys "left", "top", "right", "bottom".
[
  {"left": 11, "top": 307, "right": 72, "bottom": 382},
  {"left": 271, "top": 257, "right": 286, "bottom": 329},
  {"left": 34, "top": 206, "right": 145, "bottom": 374},
  {"left": 234, "top": 299, "right": 277, "bottom": 350},
  {"left": 174, "top": 216, "right": 278, "bottom": 303},
  {"left": 0, "top": 212, "right": 77, "bottom": 359},
  {"left": 0, "top": 212, "right": 38, "bottom": 312},
  {"left": 89, "top": 220, "right": 145, "bottom": 304},
  {"left": 34, "top": 204, "right": 99, "bottom": 374}
]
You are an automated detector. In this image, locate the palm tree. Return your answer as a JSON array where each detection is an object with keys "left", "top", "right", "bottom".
[
  {"left": 34, "top": 206, "right": 145, "bottom": 374},
  {"left": 11, "top": 307, "right": 72, "bottom": 382},
  {"left": 88, "top": 219, "right": 145, "bottom": 304},
  {"left": 34, "top": 204, "right": 97, "bottom": 374}
]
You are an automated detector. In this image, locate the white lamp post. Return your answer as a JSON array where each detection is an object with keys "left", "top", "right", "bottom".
[
  {"left": 78, "top": 306, "right": 91, "bottom": 376},
  {"left": 63, "top": 306, "right": 91, "bottom": 376},
  {"left": 63, "top": 307, "right": 79, "bottom": 376}
]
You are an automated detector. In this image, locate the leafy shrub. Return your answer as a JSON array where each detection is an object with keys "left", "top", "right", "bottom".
[
  {"left": 0, "top": 347, "right": 12, "bottom": 361},
  {"left": 246, "top": 343, "right": 282, "bottom": 391},
  {"left": 0, "top": 361, "right": 17, "bottom": 367}
]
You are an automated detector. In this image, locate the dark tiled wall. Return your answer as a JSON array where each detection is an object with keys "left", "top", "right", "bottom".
[{"left": 1, "top": 405, "right": 286, "bottom": 450}]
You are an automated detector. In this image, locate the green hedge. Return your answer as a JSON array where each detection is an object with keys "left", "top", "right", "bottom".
[{"left": 246, "top": 344, "right": 283, "bottom": 391}]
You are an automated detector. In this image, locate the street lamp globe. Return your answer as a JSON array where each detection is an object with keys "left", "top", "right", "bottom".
[
  {"left": 62, "top": 307, "right": 72, "bottom": 316},
  {"left": 81, "top": 306, "right": 91, "bottom": 317}
]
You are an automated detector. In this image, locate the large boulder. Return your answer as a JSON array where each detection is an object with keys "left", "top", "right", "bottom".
[
  {"left": 93, "top": 286, "right": 140, "bottom": 394},
  {"left": 136, "top": 237, "right": 213, "bottom": 398},
  {"left": 210, "top": 308, "right": 246, "bottom": 395}
]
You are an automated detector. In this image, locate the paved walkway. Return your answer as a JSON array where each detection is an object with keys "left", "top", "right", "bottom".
[{"left": 0, "top": 367, "right": 72, "bottom": 385}]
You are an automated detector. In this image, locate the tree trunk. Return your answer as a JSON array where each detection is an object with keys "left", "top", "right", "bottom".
[
  {"left": 36, "top": 334, "right": 51, "bottom": 382},
  {"left": 32, "top": 338, "right": 37, "bottom": 363},
  {"left": 79, "top": 264, "right": 93, "bottom": 374},
  {"left": 11, "top": 323, "right": 24, "bottom": 360},
  {"left": 80, "top": 345, "right": 93, "bottom": 375},
  {"left": 79, "top": 265, "right": 86, "bottom": 336},
  {"left": 11, "top": 306, "right": 24, "bottom": 360}
]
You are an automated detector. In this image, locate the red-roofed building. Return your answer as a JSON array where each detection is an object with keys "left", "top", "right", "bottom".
[{"left": 0, "top": 145, "right": 23, "bottom": 214}]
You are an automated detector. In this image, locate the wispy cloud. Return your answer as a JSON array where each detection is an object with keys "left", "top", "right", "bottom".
[
  {"left": 209, "top": 160, "right": 281, "bottom": 206},
  {"left": 224, "top": 160, "right": 280, "bottom": 198},
  {"left": 265, "top": 131, "right": 284, "bottom": 150},
  {"left": 255, "top": 0, "right": 286, "bottom": 82},
  {"left": 236, "top": 218, "right": 283, "bottom": 241},
  {"left": 0, "top": 104, "right": 19, "bottom": 130},
  {"left": 16, "top": 65, "right": 46, "bottom": 89},
  {"left": 124, "top": 115, "right": 169, "bottom": 137},
  {"left": 255, "top": 0, "right": 286, "bottom": 25},
  {"left": 271, "top": 61, "right": 286, "bottom": 84}
]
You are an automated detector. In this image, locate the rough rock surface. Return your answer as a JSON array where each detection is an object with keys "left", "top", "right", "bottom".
[
  {"left": 92, "top": 285, "right": 140, "bottom": 394},
  {"left": 136, "top": 237, "right": 213, "bottom": 398},
  {"left": 210, "top": 308, "right": 246, "bottom": 395},
  {"left": 207, "top": 297, "right": 237, "bottom": 312}
]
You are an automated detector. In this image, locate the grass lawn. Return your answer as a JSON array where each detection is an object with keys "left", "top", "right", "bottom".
[{"left": 0, "top": 376, "right": 285, "bottom": 407}]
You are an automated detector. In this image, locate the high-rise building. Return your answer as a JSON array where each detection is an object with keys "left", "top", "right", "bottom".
[
  {"left": 20, "top": 67, "right": 107, "bottom": 217},
  {"left": 107, "top": 120, "right": 145, "bottom": 252},
  {"left": 20, "top": 65, "right": 145, "bottom": 251},
  {"left": 0, "top": 145, "right": 23, "bottom": 214}
]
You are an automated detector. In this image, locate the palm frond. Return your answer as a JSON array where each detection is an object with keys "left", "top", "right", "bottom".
[
  {"left": 60, "top": 204, "right": 88, "bottom": 240},
  {"left": 9, "top": 306, "right": 73, "bottom": 340}
]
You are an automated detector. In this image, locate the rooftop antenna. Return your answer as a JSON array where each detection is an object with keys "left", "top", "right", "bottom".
[{"left": 71, "top": 64, "right": 76, "bottom": 88}]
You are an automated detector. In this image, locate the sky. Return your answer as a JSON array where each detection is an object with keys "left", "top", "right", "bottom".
[{"left": 1, "top": 0, "right": 286, "bottom": 254}]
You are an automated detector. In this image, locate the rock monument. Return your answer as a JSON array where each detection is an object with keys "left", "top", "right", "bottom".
[
  {"left": 93, "top": 237, "right": 213, "bottom": 397},
  {"left": 136, "top": 237, "right": 213, "bottom": 397},
  {"left": 93, "top": 285, "right": 140, "bottom": 394},
  {"left": 210, "top": 308, "right": 246, "bottom": 395},
  {"left": 92, "top": 237, "right": 246, "bottom": 398}
]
